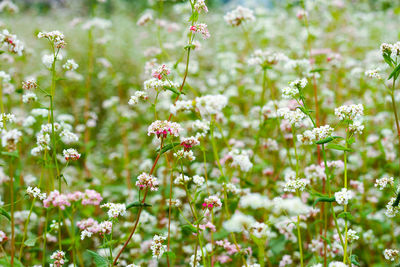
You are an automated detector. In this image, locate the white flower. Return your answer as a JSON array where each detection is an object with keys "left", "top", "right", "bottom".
[
  {"left": 193, "top": 175, "right": 205, "bottom": 186},
  {"left": 150, "top": 234, "right": 167, "bottom": 259},
  {"left": 385, "top": 197, "right": 399, "bottom": 218},
  {"left": 223, "top": 211, "right": 255, "bottom": 233},
  {"left": 334, "top": 104, "right": 363, "bottom": 121},
  {"left": 365, "top": 68, "right": 382, "bottom": 79},
  {"left": 174, "top": 174, "right": 191, "bottom": 185},
  {"left": 173, "top": 149, "right": 195, "bottom": 161},
  {"left": 38, "top": 30, "right": 66, "bottom": 48},
  {"left": 62, "top": 59, "right": 78, "bottom": 71},
  {"left": 1, "top": 129, "right": 22, "bottom": 151},
  {"left": 328, "top": 262, "right": 347, "bottom": 267},
  {"left": 384, "top": 248, "right": 399, "bottom": 261},
  {"left": 334, "top": 188, "right": 353, "bottom": 205},
  {"left": 224, "top": 6, "right": 255, "bottom": 26},
  {"left": 195, "top": 95, "right": 227, "bottom": 117},
  {"left": 26, "top": 186, "right": 46, "bottom": 200},
  {"left": 136, "top": 172, "right": 159, "bottom": 191},
  {"left": 147, "top": 120, "right": 183, "bottom": 138},
  {"left": 42, "top": 53, "right": 63, "bottom": 69},
  {"left": 277, "top": 108, "right": 306, "bottom": 126},
  {"left": 63, "top": 148, "right": 81, "bottom": 161},
  {"left": 229, "top": 149, "right": 253, "bottom": 172},
  {"left": 100, "top": 203, "right": 127, "bottom": 218},
  {"left": 347, "top": 229, "right": 359, "bottom": 243},
  {"left": 22, "top": 92, "right": 37, "bottom": 103},
  {"left": 375, "top": 177, "right": 394, "bottom": 190},
  {"left": 283, "top": 178, "right": 308, "bottom": 192}
]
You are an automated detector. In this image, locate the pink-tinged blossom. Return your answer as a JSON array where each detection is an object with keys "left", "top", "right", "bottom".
[
  {"left": 180, "top": 136, "right": 200, "bottom": 151},
  {"left": 77, "top": 218, "right": 112, "bottom": 240},
  {"left": 147, "top": 120, "right": 183, "bottom": 138},
  {"left": 50, "top": 250, "right": 66, "bottom": 267},
  {"left": 203, "top": 195, "right": 222, "bottom": 210},
  {"left": 136, "top": 172, "right": 159, "bottom": 191},
  {"left": 43, "top": 190, "right": 71, "bottom": 210},
  {"left": 63, "top": 148, "right": 81, "bottom": 161},
  {"left": 81, "top": 189, "right": 103, "bottom": 205},
  {"left": 151, "top": 64, "right": 170, "bottom": 80},
  {"left": 190, "top": 23, "right": 210, "bottom": 39},
  {"left": 0, "top": 231, "right": 7, "bottom": 243}
]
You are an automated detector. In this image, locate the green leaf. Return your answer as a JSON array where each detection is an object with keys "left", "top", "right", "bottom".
[
  {"left": 164, "top": 251, "right": 176, "bottom": 261},
  {"left": 86, "top": 250, "right": 109, "bottom": 267},
  {"left": 126, "top": 201, "right": 152, "bottom": 209},
  {"left": 338, "top": 211, "right": 354, "bottom": 220},
  {"left": 0, "top": 207, "right": 11, "bottom": 221},
  {"left": 182, "top": 224, "right": 198, "bottom": 234},
  {"left": 320, "top": 235, "right": 332, "bottom": 245},
  {"left": 164, "top": 86, "right": 183, "bottom": 95},
  {"left": 388, "top": 63, "right": 400, "bottom": 80},
  {"left": 313, "top": 196, "right": 336, "bottom": 207},
  {"left": 1, "top": 151, "right": 19, "bottom": 158},
  {"left": 184, "top": 44, "right": 195, "bottom": 50},
  {"left": 326, "top": 144, "right": 353, "bottom": 152},
  {"left": 0, "top": 257, "right": 24, "bottom": 267},
  {"left": 383, "top": 53, "right": 394, "bottom": 68},
  {"left": 24, "top": 237, "right": 37, "bottom": 247},
  {"left": 315, "top": 136, "right": 343, "bottom": 144},
  {"left": 350, "top": 254, "right": 360, "bottom": 266},
  {"left": 157, "top": 142, "right": 181, "bottom": 154},
  {"left": 310, "top": 68, "right": 328, "bottom": 73}
]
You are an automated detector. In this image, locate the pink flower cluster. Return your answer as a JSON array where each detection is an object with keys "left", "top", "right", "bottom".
[
  {"left": 202, "top": 195, "right": 222, "bottom": 210},
  {"left": 151, "top": 64, "right": 170, "bottom": 80},
  {"left": 43, "top": 189, "right": 102, "bottom": 209},
  {"left": 77, "top": 218, "right": 112, "bottom": 240},
  {"left": 50, "top": 250, "right": 66, "bottom": 267},
  {"left": 189, "top": 23, "right": 210, "bottom": 39},
  {"left": 199, "top": 221, "right": 216, "bottom": 232},
  {"left": 136, "top": 172, "right": 159, "bottom": 191},
  {"left": 147, "top": 120, "right": 183, "bottom": 138},
  {"left": 180, "top": 136, "right": 200, "bottom": 151}
]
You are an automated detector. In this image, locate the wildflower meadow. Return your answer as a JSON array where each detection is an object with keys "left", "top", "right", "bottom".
[{"left": 1, "top": 0, "right": 400, "bottom": 266}]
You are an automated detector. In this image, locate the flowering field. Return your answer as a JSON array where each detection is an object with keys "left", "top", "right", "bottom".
[{"left": 1, "top": 0, "right": 400, "bottom": 266}]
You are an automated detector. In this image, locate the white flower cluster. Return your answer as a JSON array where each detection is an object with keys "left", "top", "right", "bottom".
[
  {"left": 383, "top": 248, "right": 399, "bottom": 261},
  {"left": 170, "top": 99, "right": 193, "bottom": 115},
  {"left": 347, "top": 229, "right": 359, "bottom": 243},
  {"left": 100, "top": 203, "right": 127, "bottom": 218},
  {"left": 348, "top": 120, "right": 364, "bottom": 135},
  {"left": 365, "top": 68, "right": 382, "bottom": 79},
  {"left": 283, "top": 178, "right": 308, "bottom": 192},
  {"left": 63, "top": 148, "right": 81, "bottom": 161},
  {"left": 229, "top": 149, "right": 253, "bottom": 172},
  {"left": 297, "top": 125, "right": 334, "bottom": 145},
  {"left": 334, "top": 104, "right": 363, "bottom": 121},
  {"left": 150, "top": 234, "right": 167, "bottom": 259},
  {"left": 385, "top": 197, "right": 399, "bottom": 218},
  {"left": 173, "top": 149, "right": 195, "bottom": 161},
  {"left": 190, "top": 23, "right": 210, "bottom": 40},
  {"left": 22, "top": 92, "right": 37, "bottom": 103},
  {"left": 224, "top": 6, "right": 255, "bottom": 26},
  {"left": 0, "top": 29, "right": 24, "bottom": 55},
  {"left": 50, "top": 250, "right": 66, "bottom": 266},
  {"left": 137, "top": 13, "right": 153, "bottom": 26},
  {"left": 248, "top": 49, "right": 287, "bottom": 67},
  {"left": 62, "top": 59, "right": 78, "bottom": 71},
  {"left": 249, "top": 222, "right": 270, "bottom": 239},
  {"left": 194, "top": 0, "right": 208, "bottom": 13},
  {"left": 195, "top": 94, "right": 227, "bottom": 117},
  {"left": 128, "top": 91, "right": 148, "bottom": 106},
  {"left": 143, "top": 78, "right": 176, "bottom": 91},
  {"left": 277, "top": 108, "right": 306, "bottom": 126},
  {"left": 328, "top": 262, "right": 347, "bottom": 267},
  {"left": 147, "top": 120, "right": 183, "bottom": 138},
  {"left": 0, "top": 113, "right": 15, "bottom": 129},
  {"left": 334, "top": 188, "right": 353, "bottom": 205},
  {"left": 281, "top": 86, "right": 299, "bottom": 100},
  {"left": 136, "top": 172, "right": 159, "bottom": 191},
  {"left": 26, "top": 186, "right": 47, "bottom": 200},
  {"left": 42, "top": 53, "right": 63, "bottom": 69},
  {"left": 192, "top": 120, "right": 210, "bottom": 138},
  {"left": 174, "top": 174, "right": 191, "bottom": 185},
  {"left": 289, "top": 78, "right": 308, "bottom": 89},
  {"left": 1, "top": 128, "right": 22, "bottom": 151},
  {"left": 374, "top": 176, "right": 394, "bottom": 190},
  {"left": 381, "top": 42, "right": 400, "bottom": 57},
  {"left": 38, "top": 30, "right": 66, "bottom": 48},
  {"left": 193, "top": 175, "right": 205, "bottom": 186},
  {"left": 203, "top": 195, "right": 222, "bottom": 209},
  {"left": 22, "top": 78, "right": 37, "bottom": 90}
]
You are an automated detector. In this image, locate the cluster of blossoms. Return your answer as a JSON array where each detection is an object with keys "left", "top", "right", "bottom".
[
  {"left": 63, "top": 148, "right": 81, "bottom": 161},
  {"left": 38, "top": 30, "right": 66, "bottom": 48},
  {"left": 0, "top": 231, "right": 7, "bottom": 243},
  {"left": 170, "top": 99, "right": 193, "bottom": 115},
  {"left": 195, "top": 94, "right": 227, "bottom": 117},
  {"left": 0, "top": 29, "right": 24, "bottom": 55},
  {"left": 62, "top": 59, "right": 78, "bottom": 71},
  {"left": 347, "top": 229, "right": 359, "bottom": 243},
  {"left": 100, "top": 203, "right": 127, "bottom": 218},
  {"left": 281, "top": 86, "right": 299, "bottom": 100},
  {"left": 147, "top": 120, "right": 183, "bottom": 138},
  {"left": 1, "top": 128, "right": 22, "bottom": 151},
  {"left": 203, "top": 195, "right": 222, "bottom": 210},
  {"left": 334, "top": 188, "right": 353, "bottom": 205},
  {"left": 334, "top": 104, "right": 364, "bottom": 121},
  {"left": 174, "top": 174, "right": 191, "bottom": 185},
  {"left": 144, "top": 78, "right": 177, "bottom": 91},
  {"left": 194, "top": 0, "right": 208, "bottom": 13},
  {"left": 189, "top": 23, "right": 210, "bottom": 39},
  {"left": 180, "top": 136, "right": 200, "bottom": 151},
  {"left": 228, "top": 149, "right": 253, "bottom": 172},
  {"left": 151, "top": 64, "right": 170, "bottom": 80},
  {"left": 248, "top": 49, "right": 287, "bottom": 67},
  {"left": 283, "top": 178, "right": 308, "bottom": 192},
  {"left": 385, "top": 198, "right": 400, "bottom": 218},
  {"left": 137, "top": 12, "right": 153, "bottom": 26},
  {"left": 0, "top": 113, "right": 15, "bottom": 129},
  {"left": 381, "top": 42, "right": 400, "bottom": 58},
  {"left": 77, "top": 218, "right": 112, "bottom": 240},
  {"left": 150, "top": 234, "right": 167, "bottom": 259},
  {"left": 50, "top": 250, "right": 66, "bottom": 267},
  {"left": 383, "top": 248, "right": 399, "bottom": 261},
  {"left": 128, "top": 91, "right": 148, "bottom": 106},
  {"left": 22, "top": 78, "right": 38, "bottom": 90},
  {"left": 173, "top": 149, "right": 195, "bottom": 161},
  {"left": 136, "top": 172, "right": 159, "bottom": 191},
  {"left": 43, "top": 189, "right": 102, "bottom": 209},
  {"left": 224, "top": 6, "right": 255, "bottom": 26},
  {"left": 365, "top": 68, "right": 382, "bottom": 79},
  {"left": 375, "top": 176, "right": 394, "bottom": 190},
  {"left": 277, "top": 108, "right": 306, "bottom": 126},
  {"left": 22, "top": 92, "right": 37, "bottom": 103},
  {"left": 297, "top": 125, "right": 334, "bottom": 144},
  {"left": 26, "top": 186, "right": 47, "bottom": 200}
]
